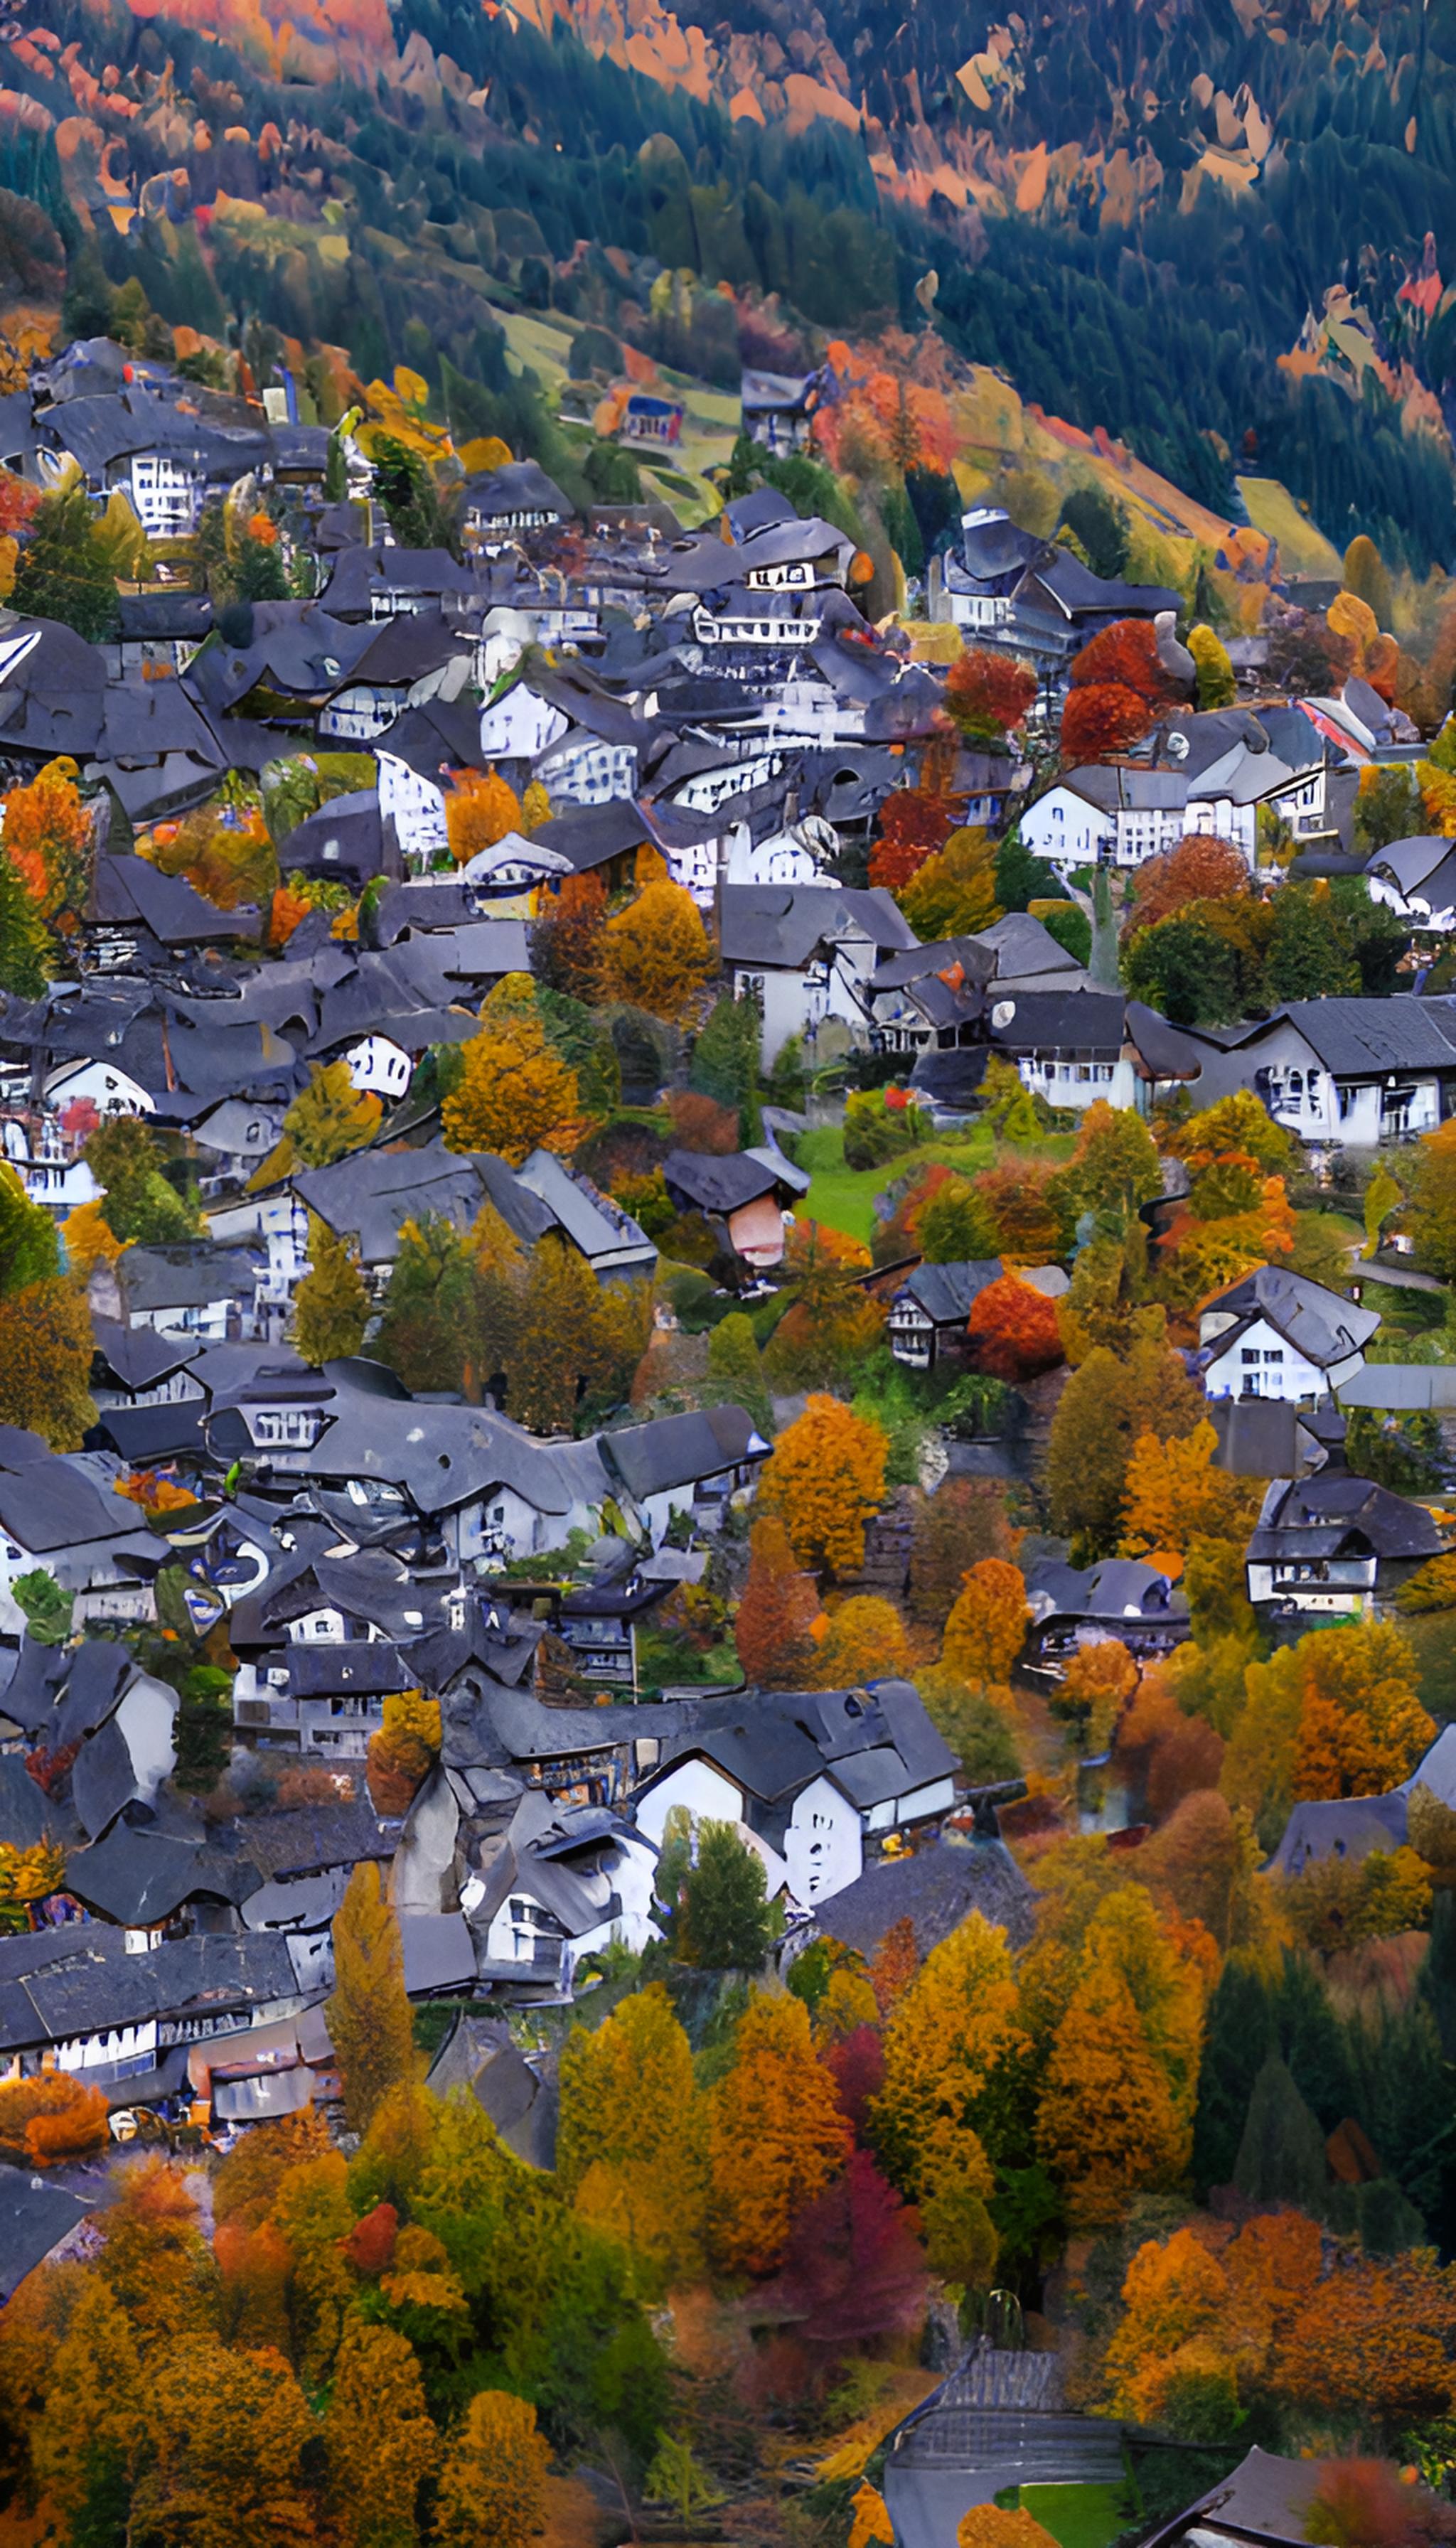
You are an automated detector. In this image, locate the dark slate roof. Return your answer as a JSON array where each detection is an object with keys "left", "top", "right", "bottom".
[
  {"left": 0, "top": 2173, "right": 101, "bottom": 2303},
  {"left": 811, "top": 1836, "right": 1035, "bottom": 1957},
  {"left": 987, "top": 989, "right": 1125, "bottom": 1059},
  {"left": 65, "top": 1823, "right": 254, "bottom": 1926},
  {"left": 0, "top": 1440, "right": 153, "bottom": 1560},
  {"left": 465, "top": 459, "right": 575, "bottom": 523},
  {"left": 601, "top": 1402, "right": 766, "bottom": 1500},
  {"left": 1238, "top": 997, "right": 1456, "bottom": 1075},
  {"left": 1201, "top": 1266, "right": 1380, "bottom": 1366},
  {"left": 719, "top": 882, "right": 917, "bottom": 968},
  {"left": 235, "top": 1799, "right": 394, "bottom": 1882},
  {"left": 660, "top": 1148, "right": 782, "bottom": 1214},
  {"left": 91, "top": 852, "right": 250, "bottom": 947},
  {"left": 115, "top": 1241, "right": 259, "bottom": 1314},
  {"left": 1248, "top": 1472, "right": 1445, "bottom": 1564},
  {"left": 0, "top": 1927, "right": 297, "bottom": 2052},
  {"left": 900, "top": 1260, "right": 1005, "bottom": 1325}
]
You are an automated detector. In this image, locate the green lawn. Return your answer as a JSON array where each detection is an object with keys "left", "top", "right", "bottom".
[
  {"left": 794, "top": 1123, "right": 1077, "bottom": 1246},
  {"left": 1017, "top": 2483, "right": 1129, "bottom": 2548}
]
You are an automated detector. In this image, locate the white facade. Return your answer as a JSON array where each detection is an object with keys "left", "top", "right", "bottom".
[
  {"left": 783, "top": 1772, "right": 862, "bottom": 1905},
  {"left": 479, "top": 683, "right": 569, "bottom": 763},
  {"left": 317, "top": 683, "right": 405, "bottom": 744},
  {"left": 345, "top": 1034, "right": 413, "bottom": 1099},
  {"left": 378, "top": 750, "right": 449, "bottom": 871},
  {"left": 1192, "top": 1019, "right": 1445, "bottom": 1147},
  {"left": 127, "top": 453, "right": 203, "bottom": 537},
  {"left": 44, "top": 1059, "right": 156, "bottom": 1118},
  {"left": 535, "top": 735, "right": 636, "bottom": 805},
  {"left": 481, "top": 1831, "right": 660, "bottom": 1986},
  {"left": 1016, "top": 1054, "right": 1138, "bottom": 1111},
  {"left": 1201, "top": 1315, "right": 1332, "bottom": 1406}
]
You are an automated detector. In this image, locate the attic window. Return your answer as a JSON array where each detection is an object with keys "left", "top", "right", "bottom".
[
  {"left": 438, "top": 1452, "right": 451, "bottom": 1469},
  {"left": 843, "top": 1694, "right": 863, "bottom": 1717}
]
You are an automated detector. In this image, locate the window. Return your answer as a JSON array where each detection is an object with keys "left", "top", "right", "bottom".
[
  {"left": 1241, "top": 1349, "right": 1260, "bottom": 1364},
  {"left": 1263, "top": 1349, "right": 1284, "bottom": 1363}
]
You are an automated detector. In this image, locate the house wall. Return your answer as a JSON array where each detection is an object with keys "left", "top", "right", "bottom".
[
  {"left": 345, "top": 1034, "right": 413, "bottom": 1099},
  {"left": 633, "top": 1757, "right": 743, "bottom": 1847},
  {"left": 113, "top": 1675, "right": 178, "bottom": 1804},
  {"left": 1016, "top": 1054, "right": 1138, "bottom": 1111},
  {"left": 1021, "top": 786, "right": 1114, "bottom": 866},
  {"left": 378, "top": 751, "right": 448, "bottom": 870},
  {"left": 1188, "top": 1024, "right": 1445, "bottom": 1147},
  {"left": 44, "top": 1060, "right": 156, "bottom": 1117},
  {"left": 1202, "top": 1315, "right": 1330, "bottom": 1405},
  {"left": 783, "top": 1773, "right": 862, "bottom": 1906}
]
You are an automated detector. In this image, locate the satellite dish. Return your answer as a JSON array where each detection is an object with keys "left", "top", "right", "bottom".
[
  {"left": 1166, "top": 730, "right": 1189, "bottom": 762},
  {"left": 991, "top": 999, "right": 1017, "bottom": 1029}
]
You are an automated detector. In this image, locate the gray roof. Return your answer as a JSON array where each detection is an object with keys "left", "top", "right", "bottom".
[
  {"left": 719, "top": 882, "right": 918, "bottom": 968},
  {"left": 1233, "top": 997, "right": 1456, "bottom": 1076},
  {"left": 661, "top": 1148, "right": 783, "bottom": 1215},
  {"left": 0, "top": 1927, "right": 297, "bottom": 2054},
  {"left": 0, "top": 2173, "right": 102, "bottom": 2303},
  {"left": 1248, "top": 1471, "right": 1445, "bottom": 1565},
  {"left": 1201, "top": 1265, "right": 1379, "bottom": 1367},
  {"left": 811, "top": 1836, "right": 1035, "bottom": 1958},
  {"left": 899, "top": 1260, "right": 1005, "bottom": 1326},
  {"left": 602, "top": 1402, "right": 766, "bottom": 1501},
  {"left": 1267, "top": 1790, "right": 1408, "bottom": 1878}
]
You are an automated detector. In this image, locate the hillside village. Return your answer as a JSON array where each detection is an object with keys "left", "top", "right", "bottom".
[{"left": 8, "top": 324, "right": 1456, "bottom": 2548}]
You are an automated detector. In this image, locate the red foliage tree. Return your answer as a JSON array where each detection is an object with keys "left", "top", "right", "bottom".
[
  {"left": 1069, "top": 619, "right": 1184, "bottom": 702},
  {"left": 1061, "top": 684, "right": 1157, "bottom": 763},
  {"left": 343, "top": 2200, "right": 398, "bottom": 2274},
  {"left": 822, "top": 2024, "right": 887, "bottom": 2141},
  {"left": 1124, "top": 835, "right": 1250, "bottom": 936},
  {"left": 946, "top": 650, "right": 1037, "bottom": 740},
  {"left": 753, "top": 2148, "right": 927, "bottom": 2352},
  {"left": 869, "top": 788, "right": 957, "bottom": 892},
  {"left": 966, "top": 1273, "right": 1064, "bottom": 1380}
]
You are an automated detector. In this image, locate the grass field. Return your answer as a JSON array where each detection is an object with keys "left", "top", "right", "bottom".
[
  {"left": 1017, "top": 2482, "right": 1129, "bottom": 2548},
  {"left": 795, "top": 1123, "right": 1078, "bottom": 1246}
]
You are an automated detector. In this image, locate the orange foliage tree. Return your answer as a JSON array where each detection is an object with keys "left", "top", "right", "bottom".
[
  {"left": 872, "top": 1910, "right": 1028, "bottom": 2203},
  {"left": 973, "top": 1159, "right": 1071, "bottom": 1261},
  {"left": 707, "top": 1989, "right": 852, "bottom": 2275},
  {"left": 1103, "top": 2212, "right": 1323, "bottom": 2427},
  {"left": 441, "top": 978, "right": 583, "bottom": 1165},
  {"left": 444, "top": 766, "right": 523, "bottom": 866},
  {"left": 2, "top": 758, "right": 94, "bottom": 923},
  {"left": 1276, "top": 2248, "right": 1456, "bottom": 2432},
  {"left": 946, "top": 650, "right": 1038, "bottom": 742},
  {"left": 810, "top": 1594, "right": 911, "bottom": 1689},
  {"left": 941, "top": 1558, "right": 1029, "bottom": 1690},
  {"left": 1222, "top": 1621, "right": 1435, "bottom": 1832},
  {"left": 755, "top": 1394, "right": 888, "bottom": 1577},
  {"left": 869, "top": 788, "right": 957, "bottom": 892},
  {"left": 603, "top": 875, "right": 714, "bottom": 1019},
  {"left": 734, "top": 1514, "right": 821, "bottom": 1687},
  {"left": 1124, "top": 835, "right": 1251, "bottom": 938},
  {"left": 966, "top": 1274, "right": 1064, "bottom": 1379},
  {"left": 1120, "top": 1420, "right": 1261, "bottom": 1562},
  {"left": 0, "top": 2068, "right": 109, "bottom": 2167},
  {"left": 1061, "top": 619, "right": 1186, "bottom": 764},
  {"left": 766, "top": 1219, "right": 885, "bottom": 1389}
]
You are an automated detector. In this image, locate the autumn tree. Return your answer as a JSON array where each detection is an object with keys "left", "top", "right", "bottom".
[
  {"left": 917, "top": 1172, "right": 1000, "bottom": 1264},
  {"left": 707, "top": 1988, "right": 852, "bottom": 2275},
  {"left": 4, "top": 758, "right": 95, "bottom": 926},
  {"left": 323, "top": 2322, "right": 437, "bottom": 2548},
  {"left": 12, "top": 478, "right": 119, "bottom": 641},
  {"left": 84, "top": 1113, "right": 198, "bottom": 1245},
  {"left": 1049, "top": 1637, "right": 1140, "bottom": 1753},
  {"left": 373, "top": 1214, "right": 475, "bottom": 1395},
  {"left": 434, "top": 2392, "right": 552, "bottom": 2548},
  {"left": 530, "top": 868, "right": 606, "bottom": 1003},
  {"left": 941, "top": 1558, "right": 1029, "bottom": 1691},
  {"left": 1067, "top": 1099, "right": 1164, "bottom": 1229},
  {"left": 0, "top": 1158, "right": 58, "bottom": 1295},
  {"left": 974, "top": 1155, "right": 1074, "bottom": 1259},
  {"left": 28, "top": 2274, "right": 146, "bottom": 2532},
  {"left": 908, "top": 1479, "right": 1016, "bottom": 1625},
  {"left": 0, "top": 2068, "right": 108, "bottom": 2166},
  {"left": 897, "top": 825, "right": 1000, "bottom": 940},
  {"left": 557, "top": 1984, "right": 706, "bottom": 2280},
  {"left": 734, "top": 1514, "right": 820, "bottom": 1686},
  {"left": 255, "top": 1060, "right": 382, "bottom": 1185},
  {"left": 958, "top": 2512, "right": 1061, "bottom": 2548},
  {"left": 756, "top": 1394, "right": 887, "bottom": 1577},
  {"left": 1120, "top": 1421, "right": 1260, "bottom": 1562},
  {"left": 1407, "top": 1120, "right": 1456, "bottom": 1283},
  {"left": 946, "top": 648, "right": 1037, "bottom": 742},
  {"left": 965, "top": 1273, "right": 1063, "bottom": 1380},
  {"left": 1187, "top": 623, "right": 1236, "bottom": 710},
  {"left": 754, "top": 2148, "right": 928, "bottom": 2352},
  {"left": 872, "top": 1911, "right": 1028, "bottom": 2204},
  {"left": 869, "top": 786, "right": 956, "bottom": 892},
  {"left": 365, "top": 1691, "right": 441, "bottom": 1818},
  {"left": 1046, "top": 1310, "right": 1204, "bottom": 1553},
  {"left": 1061, "top": 620, "right": 1186, "bottom": 763},
  {"left": 603, "top": 876, "right": 713, "bottom": 1019},
  {"left": 0, "top": 1275, "right": 96, "bottom": 1446},
  {"left": 1034, "top": 1959, "right": 1187, "bottom": 2228},
  {"left": 124, "top": 2337, "right": 317, "bottom": 2546},
  {"left": 810, "top": 1595, "right": 911, "bottom": 1690},
  {"left": 1124, "top": 834, "right": 1249, "bottom": 936},
  {"left": 0, "top": 835, "right": 50, "bottom": 993},
  {"left": 1222, "top": 1620, "right": 1434, "bottom": 1843},
  {"left": 764, "top": 1219, "right": 884, "bottom": 1390},
  {"left": 444, "top": 766, "right": 523, "bottom": 867},
  {"left": 292, "top": 1214, "right": 370, "bottom": 1365},
  {"left": 326, "top": 1862, "right": 418, "bottom": 2133},
  {"left": 442, "top": 977, "right": 582, "bottom": 1165},
  {"left": 1277, "top": 2249, "right": 1456, "bottom": 2436}
]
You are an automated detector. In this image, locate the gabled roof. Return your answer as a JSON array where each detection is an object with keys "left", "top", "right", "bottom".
[
  {"left": 899, "top": 1260, "right": 1005, "bottom": 1326},
  {"left": 813, "top": 1836, "right": 1035, "bottom": 1957},
  {"left": 719, "top": 882, "right": 917, "bottom": 968},
  {"left": 1248, "top": 1471, "right": 1445, "bottom": 1564},
  {"left": 660, "top": 1148, "right": 783, "bottom": 1216},
  {"left": 1228, "top": 997, "right": 1456, "bottom": 1076},
  {"left": 1201, "top": 1265, "right": 1379, "bottom": 1368}
]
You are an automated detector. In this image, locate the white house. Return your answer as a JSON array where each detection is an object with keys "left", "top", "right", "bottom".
[
  {"left": 1178, "top": 999, "right": 1456, "bottom": 1147},
  {"left": 1197, "top": 1266, "right": 1381, "bottom": 1406},
  {"left": 43, "top": 1058, "right": 156, "bottom": 1118},
  {"left": 629, "top": 1681, "right": 957, "bottom": 1914},
  {"left": 719, "top": 882, "right": 919, "bottom": 1067},
  {"left": 471, "top": 1794, "right": 660, "bottom": 1989}
]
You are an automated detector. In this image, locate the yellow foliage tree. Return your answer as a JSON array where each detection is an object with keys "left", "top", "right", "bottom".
[
  {"left": 1034, "top": 1959, "right": 1187, "bottom": 2229},
  {"left": 60, "top": 1197, "right": 124, "bottom": 1280},
  {"left": 872, "top": 1911, "right": 1028, "bottom": 2202},
  {"left": 322, "top": 2321, "right": 437, "bottom": 2548},
  {"left": 707, "top": 1989, "right": 852, "bottom": 2276},
  {"left": 958, "top": 2512, "right": 1061, "bottom": 2548},
  {"left": 755, "top": 1394, "right": 888, "bottom": 1577},
  {"left": 442, "top": 978, "right": 582, "bottom": 1165},
  {"left": 445, "top": 767, "right": 523, "bottom": 867},
  {"left": 433, "top": 2390, "right": 552, "bottom": 2548},
  {"left": 602, "top": 875, "right": 714, "bottom": 1019},
  {"left": 1222, "top": 1620, "right": 1434, "bottom": 1835},
  {"left": 1120, "top": 1421, "right": 1261, "bottom": 1563},
  {"left": 326, "top": 1863, "right": 418, "bottom": 2134},
  {"left": 0, "top": 1278, "right": 96, "bottom": 1447},
  {"left": 809, "top": 1595, "right": 911, "bottom": 1688},
  {"left": 557, "top": 1985, "right": 707, "bottom": 2282}
]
